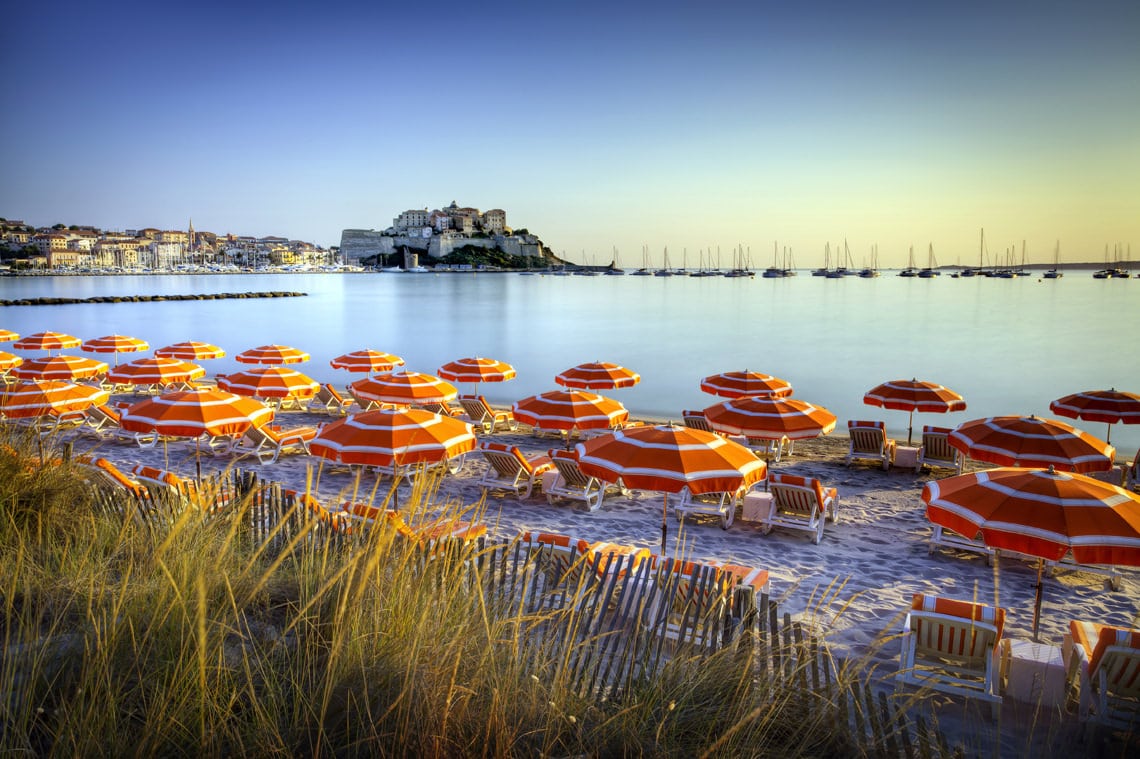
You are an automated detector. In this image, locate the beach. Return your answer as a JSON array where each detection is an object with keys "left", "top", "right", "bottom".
[{"left": 62, "top": 403, "right": 1139, "bottom": 670}]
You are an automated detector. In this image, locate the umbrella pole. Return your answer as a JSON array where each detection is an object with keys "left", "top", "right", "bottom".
[
  {"left": 1032, "top": 559, "right": 1045, "bottom": 642},
  {"left": 907, "top": 410, "right": 915, "bottom": 446},
  {"left": 661, "top": 493, "right": 668, "bottom": 554}
]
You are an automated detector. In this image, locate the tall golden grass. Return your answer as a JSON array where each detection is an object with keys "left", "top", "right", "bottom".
[{"left": 0, "top": 431, "right": 1009, "bottom": 756}]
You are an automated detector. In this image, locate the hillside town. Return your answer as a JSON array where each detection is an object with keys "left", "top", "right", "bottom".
[{"left": 0, "top": 219, "right": 338, "bottom": 273}]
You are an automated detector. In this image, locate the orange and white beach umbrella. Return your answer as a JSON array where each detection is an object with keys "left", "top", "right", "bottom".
[
  {"left": 438, "top": 356, "right": 516, "bottom": 384},
  {"left": 0, "top": 351, "right": 24, "bottom": 373},
  {"left": 11, "top": 355, "right": 109, "bottom": 382},
  {"left": 154, "top": 341, "right": 227, "bottom": 361},
  {"left": 512, "top": 390, "right": 629, "bottom": 433},
  {"left": 330, "top": 349, "right": 405, "bottom": 374},
  {"left": 11, "top": 331, "right": 81, "bottom": 353},
  {"left": 576, "top": 424, "right": 767, "bottom": 551},
  {"left": 120, "top": 388, "right": 273, "bottom": 439},
  {"left": 0, "top": 379, "right": 109, "bottom": 419},
  {"left": 81, "top": 334, "right": 149, "bottom": 362},
  {"left": 106, "top": 357, "right": 206, "bottom": 389},
  {"left": 699, "top": 370, "right": 793, "bottom": 399},
  {"left": 923, "top": 466, "right": 1140, "bottom": 636},
  {"left": 948, "top": 415, "right": 1116, "bottom": 474},
  {"left": 1049, "top": 388, "right": 1140, "bottom": 444},
  {"left": 349, "top": 371, "right": 458, "bottom": 407},
  {"left": 555, "top": 361, "right": 641, "bottom": 390},
  {"left": 218, "top": 366, "right": 320, "bottom": 399},
  {"left": 0, "top": 329, "right": 19, "bottom": 342},
  {"left": 704, "top": 396, "right": 837, "bottom": 442},
  {"left": 235, "top": 344, "right": 310, "bottom": 365},
  {"left": 863, "top": 378, "right": 967, "bottom": 444},
  {"left": 309, "top": 407, "right": 476, "bottom": 468}
]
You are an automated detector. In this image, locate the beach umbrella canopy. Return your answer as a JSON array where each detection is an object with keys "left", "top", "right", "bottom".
[
  {"left": 948, "top": 415, "right": 1116, "bottom": 474},
  {"left": 0, "top": 380, "right": 109, "bottom": 419},
  {"left": 1049, "top": 388, "right": 1140, "bottom": 444},
  {"left": 106, "top": 357, "right": 206, "bottom": 389},
  {"left": 555, "top": 361, "right": 641, "bottom": 390},
  {"left": 350, "top": 371, "right": 458, "bottom": 406},
  {"left": 0, "top": 329, "right": 18, "bottom": 342},
  {"left": 512, "top": 390, "right": 629, "bottom": 434},
  {"left": 704, "top": 396, "right": 837, "bottom": 442},
  {"left": 576, "top": 424, "right": 767, "bottom": 551},
  {"left": 11, "top": 355, "right": 108, "bottom": 382},
  {"left": 11, "top": 331, "right": 81, "bottom": 353},
  {"left": 438, "top": 356, "right": 516, "bottom": 385},
  {"left": 81, "top": 334, "right": 149, "bottom": 362},
  {"left": 922, "top": 466, "right": 1140, "bottom": 636},
  {"left": 699, "top": 370, "right": 793, "bottom": 399},
  {"left": 120, "top": 388, "right": 273, "bottom": 439},
  {"left": 310, "top": 407, "right": 476, "bottom": 469},
  {"left": 863, "top": 378, "right": 967, "bottom": 445},
  {"left": 330, "top": 349, "right": 405, "bottom": 374},
  {"left": 154, "top": 341, "right": 227, "bottom": 360},
  {"left": 0, "top": 351, "right": 24, "bottom": 373},
  {"left": 235, "top": 344, "right": 310, "bottom": 365},
  {"left": 218, "top": 366, "right": 320, "bottom": 399}
]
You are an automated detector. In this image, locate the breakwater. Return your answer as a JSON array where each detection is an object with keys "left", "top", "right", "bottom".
[{"left": 0, "top": 291, "right": 307, "bottom": 307}]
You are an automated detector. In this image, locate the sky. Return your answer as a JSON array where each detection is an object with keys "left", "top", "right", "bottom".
[{"left": 2, "top": 0, "right": 1138, "bottom": 268}]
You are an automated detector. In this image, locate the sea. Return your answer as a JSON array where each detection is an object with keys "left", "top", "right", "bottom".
[{"left": 3, "top": 271, "right": 1138, "bottom": 453}]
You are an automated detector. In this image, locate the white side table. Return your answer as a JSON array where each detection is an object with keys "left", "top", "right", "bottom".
[
  {"left": 741, "top": 491, "right": 773, "bottom": 523},
  {"left": 1005, "top": 639, "right": 1068, "bottom": 708},
  {"left": 540, "top": 470, "right": 561, "bottom": 494}
]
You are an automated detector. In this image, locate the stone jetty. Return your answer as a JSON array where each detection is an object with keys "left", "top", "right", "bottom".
[{"left": 0, "top": 291, "right": 307, "bottom": 307}]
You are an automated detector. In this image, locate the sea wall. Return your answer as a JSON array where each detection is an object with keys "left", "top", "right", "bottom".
[{"left": 0, "top": 291, "right": 306, "bottom": 307}]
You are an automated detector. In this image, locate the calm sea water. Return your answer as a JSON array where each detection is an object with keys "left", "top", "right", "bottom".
[{"left": 3, "top": 272, "right": 1139, "bottom": 452}]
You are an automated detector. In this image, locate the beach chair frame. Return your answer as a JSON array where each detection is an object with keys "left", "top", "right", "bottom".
[
  {"left": 545, "top": 449, "right": 624, "bottom": 512},
  {"left": 763, "top": 473, "right": 838, "bottom": 544},
  {"left": 476, "top": 442, "right": 552, "bottom": 499},
  {"left": 845, "top": 419, "right": 896, "bottom": 471},
  {"left": 233, "top": 423, "right": 318, "bottom": 464},
  {"left": 916, "top": 425, "right": 962, "bottom": 475},
  {"left": 458, "top": 394, "right": 517, "bottom": 434},
  {"left": 897, "top": 594, "right": 1009, "bottom": 718}
]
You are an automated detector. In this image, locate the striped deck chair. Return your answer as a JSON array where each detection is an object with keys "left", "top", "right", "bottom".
[
  {"left": 476, "top": 441, "right": 554, "bottom": 499},
  {"left": 82, "top": 404, "right": 158, "bottom": 446},
  {"left": 340, "top": 502, "right": 486, "bottom": 545},
  {"left": 763, "top": 472, "right": 839, "bottom": 544},
  {"left": 233, "top": 423, "right": 319, "bottom": 464},
  {"left": 916, "top": 425, "right": 962, "bottom": 474},
  {"left": 1066, "top": 620, "right": 1140, "bottom": 728},
  {"left": 77, "top": 457, "right": 146, "bottom": 496},
  {"left": 648, "top": 556, "right": 769, "bottom": 649},
  {"left": 898, "top": 593, "right": 1009, "bottom": 717},
  {"left": 307, "top": 383, "right": 355, "bottom": 416},
  {"left": 1127, "top": 449, "right": 1139, "bottom": 492},
  {"left": 545, "top": 448, "right": 623, "bottom": 512},
  {"left": 845, "top": 419, "right": 896, "bottom": 471},
  {"left": 681, "top": 409, "right": 715, "bottom": 433},
  {"left": 132, "top": 464, "right": 233, "bottom": 513},
  {"left": 458, "top": 394, "right": 517, "bottom": 434},
  {"left": 518, "top": 530, "right": 596, "bottom": 606}
]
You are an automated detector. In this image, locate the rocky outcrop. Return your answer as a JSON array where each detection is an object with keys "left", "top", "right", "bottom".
[{"left": 0, "top": 292, "right": 306, "bottom": 307}]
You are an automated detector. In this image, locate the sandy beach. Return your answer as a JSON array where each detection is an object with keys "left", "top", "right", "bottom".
[{"left": 63, "top": 402, "right": 1139, "bottom": 667}]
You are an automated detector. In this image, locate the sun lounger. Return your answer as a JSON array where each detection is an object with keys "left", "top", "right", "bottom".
[
  {"left": 458, "top": 394, "right": 517, "bottom": 434},
  {"left": 476, "top": 441, "right": 554, "bottom": 499},
  {"left": 419, "top": 399, "right": 463, "bottom": 417},
  {"left": 82, "top": 404, "right": 158, "bottom": 447},
  {"left": 232, "top": 423, "right": 319, "bottom": 464},
  {"left": 897, "top": 593, "right": 1010, "bottom": 717},
  {"left": 916, "top": 425, "right": 962, "bottom": 474},
  {"left": 307, "top": 383, "right": 356, "bottom": 416},
  {"left": 681, "top": 409, "right": 715, "bottom": 433},
  {"left": 673, "top": 481, "right": 757, "bottom": 530},
  {"left": 1127, "top": 449, "right": 1139, "bottom": 492},
  {"left": 341, "top": 502, "right": 486, "bottom": 547},
  {"left": 131, "top": 464, "right": 232, "bottom": 513},
  {"left": 845, "top": 419, "right": 896, "bottom": 471},
  {"left": 544, "top": 448, "right": 624, "bottom": 511},
  {"left": 76, "top": 457, "right": 146, "bottom": 496},
  {"left": 517, "top": 531, "right": 596, "bottom": 606},
  {"left": 1065, "top": 620, "right": 1140, "bottom": 728},
  {"left": 761, "top": 472, "right": 838, "bottom": 544},
  {"left": 647, "top": 556, "right": 769, "bottom": 649}
]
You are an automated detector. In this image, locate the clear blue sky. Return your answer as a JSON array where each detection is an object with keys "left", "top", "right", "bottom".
[{"left": 2, "top": 1, "right": 1137, "bottom": 267}]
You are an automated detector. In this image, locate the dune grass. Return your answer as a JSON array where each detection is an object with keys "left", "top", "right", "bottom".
[{"left": 0, "top": 433, "right": 928, "bottom": 756}]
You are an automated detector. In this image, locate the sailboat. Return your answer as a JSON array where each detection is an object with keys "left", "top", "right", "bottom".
[
  {"left": 654, "top": 246, "right": 675, "bottom": 276},
  {"left": 858, "top": 244, "right": 880, "bottom": 277},
  {"left": 605, "top": 246, "right": 624, "bottom": 275},
  {"left": 1043, "top": 240, "right": 1062, "bottom": 279},
  {"left": 812, "top": 242, "right": 831, "bottom": 276},
  {"left": 961, "top": 228, "right": 984, "bottom": 277},
  {"left": 631, "top": 244, "right": 653, "bottom": 275},
  {"left": 762, "top": 242, "right": 794, "bottom": 277},
  {"left": 899, "top": 245, "right": 919, "bottom": 277},
  {"left": 917, "top": 243, "right": 940, "bottom": 277},
  {"left": 725, "top": 244, "right": 754, "bottom": 277}
]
